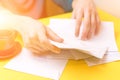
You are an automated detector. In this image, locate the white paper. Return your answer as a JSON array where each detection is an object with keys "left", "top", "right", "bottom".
[
  {"left": 4, "top": 19, "right": 120, "bottom": 80},
  {"left": 39, "top": 49, "right": 91, "bottom": 60},
  {"left": 48, "top": 19, "right": 118, "bottom": 59},
  {"left": 5, "top": 48, "right": 68, "bottom": 80},
  {"left": 48, "top": 19, "right": 120, "bottom": 66},
  {"left": 49, "top": 19, "right": 118, "bottom": 51},
  {"left": 84, "top": 52, "right": 120, "bottom": 66}
]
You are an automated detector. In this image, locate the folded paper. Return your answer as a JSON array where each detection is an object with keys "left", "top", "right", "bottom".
[
  {"left": 5, "top": 19, "right": 120, "bottom": 80},
  {"left": 84, "top": 52, "right": 120, "bottom": 66}
]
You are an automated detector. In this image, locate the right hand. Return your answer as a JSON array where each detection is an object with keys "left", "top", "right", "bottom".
[
  {"left": 17, "top": 16, "right": 64, "bottom": 55},
  {"left": 0, "top": 10, "right": 63, "bottom": 55}
]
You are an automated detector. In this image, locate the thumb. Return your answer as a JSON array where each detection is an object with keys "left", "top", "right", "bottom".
[
  {"left": 46, "top": 27, "right": 64, "bottom": 43},
  {"left": 72, "top": 10, "right": 76, "bottom": 19}
]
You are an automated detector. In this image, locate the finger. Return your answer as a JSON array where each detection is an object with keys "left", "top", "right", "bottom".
[
  {"left": 36, "top": 25, "right": 53, "bottom": 50},
  {"left": 37, "top": 31, "right": 61, "bottom": 54},
  {"left": 26, "top": 37, "right": 60, "bottom": 55},
  {"left": 26, "top": 37, "right": 48, "bottom": 51},
  {"left": 75, "top": 10, "right": 83, "bottom": 37},
  {"left": 31, "top": 36, "right": 54, "bottom": 52},
  {"left": 87, "top": 13, "right": 96, "bottom": 39},
  {"left": 39, "top": 39, "right": 61, "bottom": 54},
  {"left": 36, "top": 25, "right": 61, "bottom": 54},
  {"left": 25, "top": 36, "right": 48, "bottom": 52},
  {"left": 81, "top": 9, "right": 91, "bottom": 40},
  {"left": 46, "top": 27, "right": 63, "bottom": 43},
  {"left": 26, "top": 46, "right": 47, "bottom": 55},
  {"left": 47, "top": 44, "right": 61, "bottom": 54},
  {"left": 95, "top": 14, "right": 101, "bottom": 35},
  {"left": 72, "top": 9, "right": 76, "bottom": 19}
]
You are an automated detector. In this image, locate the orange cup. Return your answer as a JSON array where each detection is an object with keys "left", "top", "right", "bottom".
[
  {"left": 0, "top": 30, "right": 16, "bottom": 50},
  {"left": 0, "top": 30, "right": 22, "bottom": 59}
]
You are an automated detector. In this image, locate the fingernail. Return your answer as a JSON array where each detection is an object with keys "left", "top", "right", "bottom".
[
  {"left": 75, "top": 33, "right": 79, "bottom": 37},
  {"left": 55, "top": 49, "right": 61, "bottom": 54},
  {"left": 81, "top": 37, "right": 87, "bottom": 41},
  {"left": 60, "top": 38, "right": 64, "bottom": 43}
]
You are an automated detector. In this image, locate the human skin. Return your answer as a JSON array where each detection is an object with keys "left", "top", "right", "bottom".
[
  {"left": 0, "top": 10, "right": 63, "bottom": 55},
  {"left": 72, "top": 0, "right": 101, "bottom": 40}
]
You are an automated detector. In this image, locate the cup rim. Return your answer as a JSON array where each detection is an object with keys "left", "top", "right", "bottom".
[
  {"left": 0, "top": 42, "right": 22, "bottom": 59},
  {"left": 0, "top": 29, "right": 17, "bottom": 50}
]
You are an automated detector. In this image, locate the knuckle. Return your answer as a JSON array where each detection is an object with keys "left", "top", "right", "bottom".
[
  {"left": 39, "top": 39, "right": 48, "bottom": 44},
  {"left": 86, "top": 8, "right": 92, "bottom": 13},
  {"left": 84, "top": 20, "right": 90, "bottom": 26},
  {"left": 76, "top": 19, "right": 82, "bottom": 24},
  {"left": 91, "top": 20, "right": 95, "bottom": 26}
]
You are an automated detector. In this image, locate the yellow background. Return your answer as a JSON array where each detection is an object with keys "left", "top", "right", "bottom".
[{"left": 1, "top": 7, "right": 120, "bottom": 80}]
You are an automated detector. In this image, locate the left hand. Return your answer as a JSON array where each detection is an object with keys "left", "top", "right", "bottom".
[{"left": 72, "top": 0, "right": 101, "bottom": 40}]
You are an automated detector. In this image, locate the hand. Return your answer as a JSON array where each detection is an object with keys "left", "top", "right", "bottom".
[
  {"left": 0, "top": 10, "right": 63, "bottom": 55},
  {"left": 17, "top": 16, "right": 64, "bottom": 55},
  {"left": 72, "top": 0, "right": 101, "bottom": 40}
]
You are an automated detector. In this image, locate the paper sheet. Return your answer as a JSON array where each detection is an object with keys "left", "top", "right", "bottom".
[
  {"left": 84, "top": 52, "right": 120, "bottom": 66},
  {"left": 39, "top": 49, "right": 91, "bottom": 60},
  {"left": 48, "top": 19, "right": 120, "bottom": 66},
  {"left": 4, "top": 19, "right": 120, "bottom": 80},
  {"left": 49, "top": 19, "right": 118, "bottom": 51},
  {"left": 47, "top": 19, "right": 117, "bottom": 59},
  {"left": 5, "top": 48, "right": 68, "bottom": 80}
]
